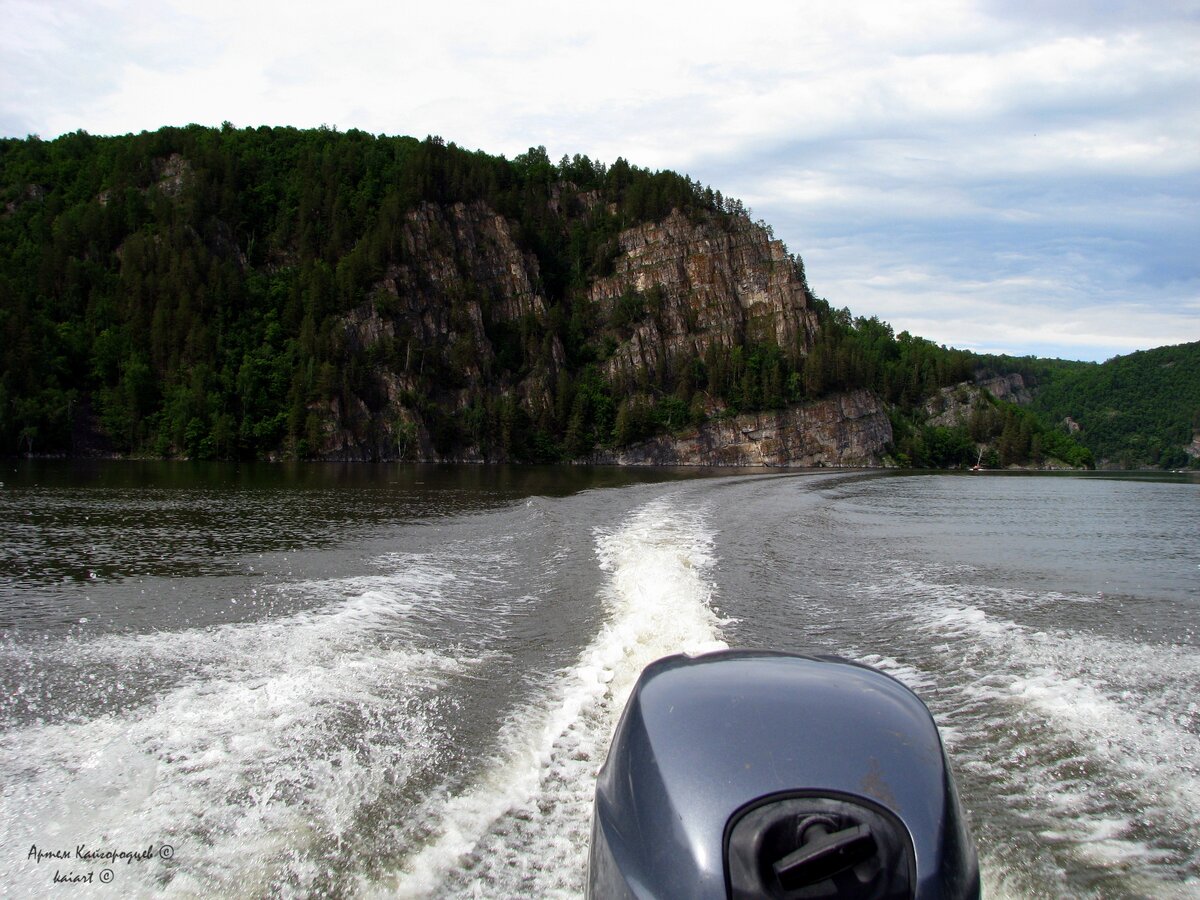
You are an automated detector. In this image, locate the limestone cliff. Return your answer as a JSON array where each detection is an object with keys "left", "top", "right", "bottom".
[
  {"left": 918, "top": 375, "right": 1091, "bottom": 469},
  {"left": 316, "top": 200, "right": 562, "bottom": 460},
  {"left": 315, "top": 195, "right": 857, "bottom": 466},
  {"left": 588, "top": 210, "right": 820, "bottom": 388},
  {"left": 922, "top": 374, "right": 1031, "bottom": 429},
  {"left": 975, "top": 373, "right": 1032, "bottom": 405},
  {"left": 592, "top": 390, "right": 892, "bottom": 467},
  {"left": 0, "top": 128, "right": 1158, "bottom": 468}
]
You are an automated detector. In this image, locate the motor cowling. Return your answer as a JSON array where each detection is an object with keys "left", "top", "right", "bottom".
[{"left": 587, "top": 650, "right": 979, "bottom": 899}]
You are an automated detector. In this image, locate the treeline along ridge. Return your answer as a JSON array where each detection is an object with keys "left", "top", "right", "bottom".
[{"left": 0, "top": 125, "right": 1189, "bottom": 468}]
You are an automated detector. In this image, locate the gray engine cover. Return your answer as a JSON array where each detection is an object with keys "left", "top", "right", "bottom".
[{"left": 587, "top": 650, "right": 978, "bottom": 899}]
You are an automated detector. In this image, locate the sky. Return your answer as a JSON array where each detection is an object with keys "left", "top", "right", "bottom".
[{"left": 2, "top": 1, "right": 1198, "bottom": 362}]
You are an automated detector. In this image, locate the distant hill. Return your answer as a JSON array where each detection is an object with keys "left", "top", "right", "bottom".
[
  {"left": 978, "top": 343, "right": 1200, "bottom": 469},
  {"left": 0, "top": 125, "right": 975, "bottom": 464},
  {"left": 0, "top": 125, "right": 1119, "bottom": 469},
  {"left": 1, "top": 125, "right": 824, "bottom": 460}
]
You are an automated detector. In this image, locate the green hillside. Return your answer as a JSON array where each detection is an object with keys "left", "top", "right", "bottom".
[
  {"left": 0, "top": 126, "right": 731, "bottom": 458},
  {"left": 0, "top": 126, "right": 1147, "bottom": 469},
  {"left": 0, "top": 125, "right": 987, "bottom": 462},
  {"left": 980, "top": 344, "right": 1200, "bottom": 468}
]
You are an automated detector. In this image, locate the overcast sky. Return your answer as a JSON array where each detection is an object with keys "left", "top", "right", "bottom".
[{"left": 3, "top": 0, "right": 1197, "bottom": 362}]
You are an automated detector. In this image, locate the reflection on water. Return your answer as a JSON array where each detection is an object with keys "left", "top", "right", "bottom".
[{"left": 0, "top": 460, "right": 715, "bottom": 632}]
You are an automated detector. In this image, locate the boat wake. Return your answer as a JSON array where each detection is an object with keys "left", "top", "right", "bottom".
[
  {"left": 850, "top": 566, "right": 1200, "bottom": 898},
  {"left": 0, "top": 549, "right": 498, "bottom": 897},
  {"left": 377, "top": 495, "right": 727, "bottom": 898}
]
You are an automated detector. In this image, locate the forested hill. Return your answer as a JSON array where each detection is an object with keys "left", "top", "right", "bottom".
[
  {"left": 1, "top": 125, "right": 989, "bottom": 463},
  {"left": 0, "top": 125, "right": 766, "bottom": 459},
  {"left": 981, "top": 342, "right": 1200, "bottom": 469}
]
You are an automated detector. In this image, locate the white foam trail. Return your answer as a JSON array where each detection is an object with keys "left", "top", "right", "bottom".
[
  {"left": 897, "top": 580, "right": 1200, "bottom": 888},
  {"left": 842, "top": 560, "right": 1200, "bottom": 895},
  {"left": 918, "top": 597, "right": 1200, "bottom": 812},
  {"left": 376, "top": 496, "right": 727, "bottom": 898},
  {"left": 0, "top": 552, "right": 485, "bottom": 898}
]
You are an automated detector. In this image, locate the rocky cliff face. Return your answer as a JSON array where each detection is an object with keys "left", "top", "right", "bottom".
[
  {"left": 923, "top": 384, "right": 985, "bottom": 429},
  {"left": 923, "top": 374, "right": 1032, "bottom": 428},
  {"left": 976, "top": 373, "right": 1032, "bottom": 405},
  {"left": 317, "top": 195, "right": 871, "bottom": 466},
  {"left": 355, "top": 199, "right": 560, "bottom": 399},
  {"left": 589, "top": 210, "right": 820, "bottom": 387},
  {"left": 593, "top": 390, "right": 891, "bottom": 467},
  {"left": 321, "top": 200, "right": 562, "bottom": 459}
]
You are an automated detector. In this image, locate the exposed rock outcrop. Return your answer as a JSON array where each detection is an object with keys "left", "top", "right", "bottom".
[
  {"left": 924, "top": 373, "right": 1033, "bottom": 428},
  {"left": 923, "top": 383, "right": 987, "bottom": 429},
  {"left": 152, "top": 153, "right": 192, "bottom": 197},
  {"left": 590, "top": 210, "right": 819, "bottom": 388},
  {"left": 317, "top": 200, "right": 564, "bottom": 458},
  {"left": 592, "top": 390, "right": 891, "bottom": 467},
  {"left": 3, "top": 183, "right": 45, "bottom": 216},
  {"left": 316, "top": 198, "right": 846, "bottom": 465},
  {"left": 976, "top": 372, "right": 1032, "bottom": 405}
]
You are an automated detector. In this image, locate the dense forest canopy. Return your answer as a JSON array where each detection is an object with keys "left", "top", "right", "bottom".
[
  {"left": 978, "top": 344, "right": 1200, "bottom": 469},
  {"left": 0, "top": 125, "right": 731, "bottom": 460},
  {"left": 0, "top": 125, "right": 1177, "bottom": 468}
]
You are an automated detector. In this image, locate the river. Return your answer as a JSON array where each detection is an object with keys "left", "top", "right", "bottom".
[{"left": 1, "top": 462, "right": 1197, "bottom": 898}]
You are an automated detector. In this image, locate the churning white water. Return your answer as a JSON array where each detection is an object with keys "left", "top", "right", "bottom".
[
  {"left": 1, "top": 463, "right": 1197, "bottom": 898},
  {"left": 377, "top": 497, "right": 728, "bottom": 898}
]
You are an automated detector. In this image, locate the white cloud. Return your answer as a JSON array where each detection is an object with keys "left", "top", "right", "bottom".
[{"left": 799, "top": 234, "right": 1200, "bottom": 361}]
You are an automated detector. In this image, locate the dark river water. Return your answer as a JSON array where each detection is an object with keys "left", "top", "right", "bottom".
[{"left": 1, "top": 461, "right": 1197, "bottom": 898}]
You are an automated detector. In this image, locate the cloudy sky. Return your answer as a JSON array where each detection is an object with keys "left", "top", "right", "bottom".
[{"left": 3, "top": 1, "right": 1198, "bottom": 362}]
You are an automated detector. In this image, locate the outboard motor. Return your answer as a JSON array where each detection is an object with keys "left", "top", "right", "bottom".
[{"left": 588, "top": 650, "right": 979, "bottom": 899}]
